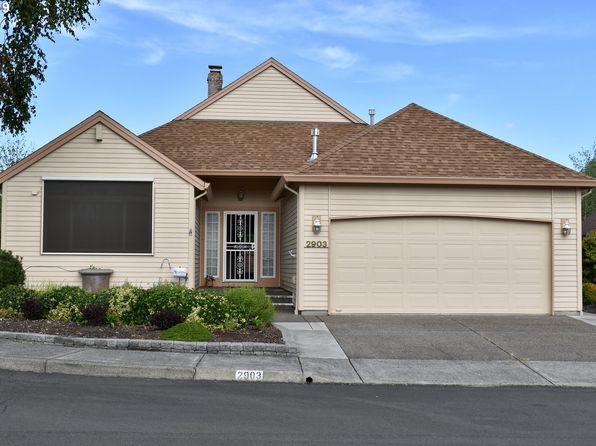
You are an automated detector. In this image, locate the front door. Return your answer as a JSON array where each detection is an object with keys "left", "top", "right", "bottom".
[{"left": 224, "top": 212, "right": 257, "bottom": 281}]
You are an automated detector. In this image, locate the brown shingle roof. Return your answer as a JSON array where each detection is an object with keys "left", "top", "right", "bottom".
[
  {"left": 139, "top": 120, "right": 368, "bottom": 174},
  {"left": 295, "top": 103, "right": 592, "bottom": 183}
]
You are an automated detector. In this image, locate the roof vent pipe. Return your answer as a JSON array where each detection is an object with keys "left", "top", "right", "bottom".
[
  {"left": 207, "top": 65, "right": 223, "bottom": 97},
  {"left": 308, "top": 128, "right": 320, "bottom": 162},
  {"left": 368, "top": 108, "right": 376, "bottom": 125}
]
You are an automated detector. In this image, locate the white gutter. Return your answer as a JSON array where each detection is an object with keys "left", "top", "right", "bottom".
[{"left": 284, "top": 184, "right": 299, "bottom": 196}]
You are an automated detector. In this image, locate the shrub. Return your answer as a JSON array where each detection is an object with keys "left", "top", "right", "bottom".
[
  {"left": 0, "top": 250, "right": 25, "bottom": 289},
  {"left": 160, "top": 321, "right": 213, "bottom": 342},
  {"left": 583, "top": 231, "right": 596, "bottom": 283},
  {"left": 225, "top": 286, "right": 274, "bottom": 328},
  {"left": 583, "top": 282, "right": 596, "bottom": 306},
  {"left": 139, "top": 283, "right": 196, "bottom": 321},
  {"left": 186, "top": 291, "right": 239, "bottom": 330},
  {"left": 149, "top": 308, "right": 184, "bottom": 330},
  {"left": 47, "top": 302, "right": 82, "bottom": 322},
  {"left": 0, "top": 308, "right": 18, "bottom": 318},
  {"left": 81, "top": 304, "right": 109, "bottom": 325},
  {"left": 20, "top": 298, "right": 44, "bottom": 320},
  {"left": 38, "top": 286, "right": 90, "bottom": 313},
  {"left": 104, "top": 284, "right": 144, "bottom": 325},
  {"left": 0, "top": 284, "right": 37, "bottom": 311}
]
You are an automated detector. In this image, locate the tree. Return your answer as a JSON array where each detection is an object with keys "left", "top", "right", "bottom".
[
  {"left": 0, "top": 133, "right": 31, "bottom": 170},
  {"left": 1, "top": 0, "right": 100, "bottom": 135},
  {"left": 570, "top": 142, "right": 596, "bottom": 219}
]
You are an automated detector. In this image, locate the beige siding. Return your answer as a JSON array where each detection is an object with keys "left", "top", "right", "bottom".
[
  {"left": 280, "top": 193, "right": 297, "bottom": 293},
  {"left": 1, "top": 126, "right": 195, "bottom": 288},
  {"left": 298, "top": 184, "right": 580, "bottom": 313},
  {"left": 552, "top": 189, "right": 581, "bottom": 312},
  {"left": 191, "top": 67, "right": 351, "bottom": 122}
]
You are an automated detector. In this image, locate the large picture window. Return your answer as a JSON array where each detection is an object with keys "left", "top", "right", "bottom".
[{"left": 43, "top": 180, "right": 153, "bottom": 254}]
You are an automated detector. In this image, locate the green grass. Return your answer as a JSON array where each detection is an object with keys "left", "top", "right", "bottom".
[{"left": 159, "top": 321, "right": 213, "bottom": 342}]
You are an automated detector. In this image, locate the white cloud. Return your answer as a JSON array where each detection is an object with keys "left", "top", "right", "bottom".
[
  {"left": 141, "top": 41, "right": 165, "bottom": 65},
  {"left": 103, "top": 0, "right": 564, "bottom": 46},
  {"left": 302, "top": 46, "right": 358, "bottom": 69}
]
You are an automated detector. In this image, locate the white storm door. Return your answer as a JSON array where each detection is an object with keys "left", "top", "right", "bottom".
[{"left": 224, "top": 212, "right": 258, "bottom": 282}]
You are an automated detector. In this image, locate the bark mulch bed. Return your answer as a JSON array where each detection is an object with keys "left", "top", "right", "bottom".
[{"left": 0, "top": 318, "right": 283, "bottom": 344}]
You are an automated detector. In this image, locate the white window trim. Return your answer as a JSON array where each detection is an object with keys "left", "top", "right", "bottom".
[
  {"left": 261, "top": 212, "right": 276, "bottom": 278},
  {"left": 204, "top": 211, "right": 220, "bottom": 278},
  {"left": 40, "top": 178, "right": 155, "bottom": 256}
]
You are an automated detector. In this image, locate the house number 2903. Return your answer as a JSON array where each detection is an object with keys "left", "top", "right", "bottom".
[{"left": 305, "top": 241, "right": 327, "bottom": 248}]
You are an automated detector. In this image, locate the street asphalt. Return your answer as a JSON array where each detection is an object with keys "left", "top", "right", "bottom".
[
  {"left": 1, "top": 370, "right": 596, "bottom": 445},
  {"left": 0, "top": 313, "right": 596, "bottom": 386}
]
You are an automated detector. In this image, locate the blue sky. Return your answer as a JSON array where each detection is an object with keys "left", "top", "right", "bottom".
[{"left": 21, "top": 0, "right": 596, "bottom": 167}]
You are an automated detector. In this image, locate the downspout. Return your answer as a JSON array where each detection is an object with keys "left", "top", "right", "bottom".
[{"left": 582, "top": 189, "right": 593, "bottom": 199}]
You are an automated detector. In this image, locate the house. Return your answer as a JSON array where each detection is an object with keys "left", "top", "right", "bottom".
[{"left": 1, "top": 58, "right": 594, "bottom": 315}]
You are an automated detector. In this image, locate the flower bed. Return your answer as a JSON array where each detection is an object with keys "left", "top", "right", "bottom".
[{"left": 0, "top": 283, "right": 278, "bottom": 343}]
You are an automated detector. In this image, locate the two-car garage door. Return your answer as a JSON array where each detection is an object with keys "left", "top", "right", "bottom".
[{"left": 329, "top": 217, "right": 550, "bottom": 314}]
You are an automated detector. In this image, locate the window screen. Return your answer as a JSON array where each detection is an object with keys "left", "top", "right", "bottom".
[{"left": 43, "top": 181, "right": 152, "bottom": 254}]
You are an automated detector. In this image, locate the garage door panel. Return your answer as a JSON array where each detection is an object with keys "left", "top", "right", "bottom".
[
  {"left": 407, "top": 243, "right": 439, "bottom": 261},
  {"left": 443, "top": 243, "right": 476, "bottom": 260},
  {"left": 330, "top": 217, "right": 550, "bottom": 314},
  {"left": 442, "top": 268, "right": 476, "bottom": 285},
  {"left": 404, "top": 291, "right": 440, "bottom": 309}
]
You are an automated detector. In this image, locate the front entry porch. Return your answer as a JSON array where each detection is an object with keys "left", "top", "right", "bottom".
[
  {"left": 201, "top": 209, "right": 279, "bottom": 288},
  {"left": 195, "top": 176, "right": 298, "bottom": 309}
]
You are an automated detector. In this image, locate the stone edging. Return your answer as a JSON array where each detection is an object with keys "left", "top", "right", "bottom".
[{"left": 0, "top": 331, "right": 298, "bottom": 357}]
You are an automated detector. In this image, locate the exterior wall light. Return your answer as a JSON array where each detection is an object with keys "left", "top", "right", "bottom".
[
  {"left": 561, "top": 219, "right": 571, "bottom": 236},
  {"left": 312, "top": 216, "right": 322, "bottom": 234},
  {"left": 237, "top": 190, "right": 245, "bottom": 201}
]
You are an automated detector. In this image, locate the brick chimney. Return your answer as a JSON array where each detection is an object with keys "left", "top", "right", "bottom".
[{"left": 207, "top": 65, "right": 223, "bottom": 97}]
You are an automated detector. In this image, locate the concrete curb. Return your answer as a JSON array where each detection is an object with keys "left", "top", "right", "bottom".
[{"left": 0, "top": 330, "right": 297, "bottom": 357}]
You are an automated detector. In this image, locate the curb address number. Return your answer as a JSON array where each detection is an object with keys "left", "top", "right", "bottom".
[
  {"left": 235, "top": 370, "right": 263, "bottom": 381},
  {"left": 305, "top": 241, "right": 327, "bottom": 248}
]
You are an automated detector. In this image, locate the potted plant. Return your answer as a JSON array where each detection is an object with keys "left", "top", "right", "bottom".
[
  {"left": 79, "top": 265, "right": 113, "bottom": 292},
  {"left": 205, "top": 275, "right": 215, "bottom": 287}
]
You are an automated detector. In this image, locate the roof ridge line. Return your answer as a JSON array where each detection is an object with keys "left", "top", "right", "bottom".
[{"left": 293, "top": 103, "right": 417, "bottom": 174}]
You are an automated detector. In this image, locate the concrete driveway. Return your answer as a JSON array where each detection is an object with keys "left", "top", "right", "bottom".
[{"left": 319, "top": 315, "right": 596, "bottom": 361}]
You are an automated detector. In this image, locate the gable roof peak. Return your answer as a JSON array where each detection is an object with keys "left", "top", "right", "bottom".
[
  {"left": 0, "top": 111, "right": 208, "bottom": 190},
  {"left": 175, "top": 58, "right": 366, "bottom": 124}
]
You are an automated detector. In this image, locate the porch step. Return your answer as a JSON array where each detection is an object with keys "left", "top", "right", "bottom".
[
  {"left": 269, "top": 295, "right": 294, "bottom": 305},
  {"left": 267, "top": 289, "right": 295, "bottom": 312}
]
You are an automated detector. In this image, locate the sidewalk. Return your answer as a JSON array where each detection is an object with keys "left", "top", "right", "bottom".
[{"left": 0, "top": 316, "right": 595, "bottom": 386}]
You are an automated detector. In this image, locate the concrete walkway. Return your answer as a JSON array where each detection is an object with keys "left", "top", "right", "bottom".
[{"left": 0, "top": 315, "right": 595, "bottom": 386}]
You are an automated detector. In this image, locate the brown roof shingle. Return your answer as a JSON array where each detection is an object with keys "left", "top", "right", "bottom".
[
  {"left": 296, "top": 103, "right": 592, "bottom": 183},
  {"left": 139, "top": 120, "right": 368, "bottom": 174}
]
